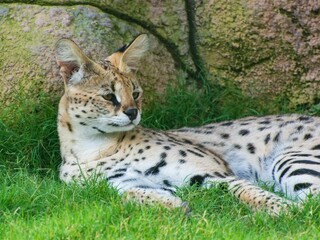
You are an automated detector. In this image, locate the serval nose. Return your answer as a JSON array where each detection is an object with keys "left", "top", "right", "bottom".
[{"left": 124, "top": 108, "right": 138, "bottom": 121}]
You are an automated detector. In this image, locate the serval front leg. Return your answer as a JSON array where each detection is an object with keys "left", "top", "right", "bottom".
[{"left": 123, "top": 187, "right": 190, "bottom": 213}]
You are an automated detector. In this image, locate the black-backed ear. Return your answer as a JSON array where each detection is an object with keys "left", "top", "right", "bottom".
[
  {"left": 55, "top": 39, "right": 92, "bottom": 85},
  {"left": 107, "top": 34, "right": 149, "bottom": 73}
]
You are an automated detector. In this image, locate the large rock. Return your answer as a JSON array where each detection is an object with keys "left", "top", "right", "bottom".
[
  {"left": 196, "top": 0, "right": 320, "bottom": 105},
  {"left": 1, "top": 1, "right": 320, "bottom": 106},
  {"left": 0, "top": 3, "right": 176, "bottom": 104}
]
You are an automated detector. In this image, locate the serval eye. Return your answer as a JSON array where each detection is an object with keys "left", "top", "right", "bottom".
[
  {"left": 132, "top": 92, "right": 140, "bottom": 100},
  {"left": 102, "top": 93, "right": 120, "bottom": 106},
  {"left": 102, "top": 93, "right": 115, "bottom": 101}
]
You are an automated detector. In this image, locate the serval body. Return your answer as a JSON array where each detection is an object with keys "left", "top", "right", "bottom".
[{"left": 55, "top": 34, "right": 320, "bottom": 215}]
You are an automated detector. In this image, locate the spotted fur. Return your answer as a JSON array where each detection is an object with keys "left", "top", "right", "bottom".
[
  {"left": 55, "top": 35, "right": 290, "bottom": 215},
  {"left": 170, "top": 115, "right": 320, "bottom": 201}
]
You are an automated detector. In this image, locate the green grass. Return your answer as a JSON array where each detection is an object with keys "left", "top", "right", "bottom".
[
  {"left": 142, "top": 79, "right": 292, "bottom": 129},
  {"left": 1, "top": 80, "right": 320, "bottom": 239}
]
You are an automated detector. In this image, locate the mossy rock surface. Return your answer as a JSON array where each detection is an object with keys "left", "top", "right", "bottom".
[
  {"left": 0, "top": 3, "right": 177, "bottom": 104},
  {"left": 1, "top": 1, "right": 320, "bottom": 107},
  {"left": 196, "top": 0, "right": 320, "bottom": 105}
]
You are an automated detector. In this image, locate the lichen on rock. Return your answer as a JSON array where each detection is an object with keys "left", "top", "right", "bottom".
[
  {"left": 0, "top": 3, "right": 177, "bottom": 104},
  {"left": 1, "top": 1, "right": 320, "bottom": 107},
  {"left": 196, "top": 0, "right": 320, "bottom": 106}
]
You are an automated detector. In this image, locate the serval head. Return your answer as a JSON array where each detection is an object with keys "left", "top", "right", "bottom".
[{"left": 55, "top": 34, "right": 149, "bottom": 134}]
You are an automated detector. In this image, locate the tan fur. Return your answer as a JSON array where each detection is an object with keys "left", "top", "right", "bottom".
[{"left": 55, "top": 35, "right": 291, "bottom": 215}]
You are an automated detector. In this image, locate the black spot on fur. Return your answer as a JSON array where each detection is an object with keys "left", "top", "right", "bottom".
[
  {"left": 122, "top": 178, "right": 137, "bottom": 183},
  {"left": 254, "top": 171, "right": 259, "bottom": 181},
  {"left": 109, "top": 123, "right": 119, "bottom": 127},
  {"left": 311, "top": 144, "right": 320, "bottom": 150},
  {"left": 179, "top": 159, "right": 186, "bottom": 164},
  {"left": 174, "top": 128, "right": 188, "bottom": 132},
  {"left": 163, "top": 146, "right": 171, "bottom": 150},
  {"left": 290, "top": 153, "right": 312, "bottom": 157},
  {"left": 138, "top": 149, "right": 144, "bottom": 154},
  {"left": 75, "top": 114, "right": 81, "bottom": 118},
  {"left": 145, "top": 160, "right": 167, "bottom": 176},
  {"left": 97, "top": 161, "right": 107, "bottom": 166},
  {"left": 80, "top": 122, "right": 87, "bottom": 126},
  {"left": 214, "top": 172, "right": 226, "bottom": 178},
  {"left": 160, "top": 152, "right": 167, "bottom": 159},
  {"left": 92, "top": 126, "right": 106, "bottom": 134},
  {"left": 183, "top": 139, "right": 193, "bottom": 144},
  {"left": 289, "top": 169, "right": 320, "bottom": 178},
  {"left": 279, "top": 121, "right": 295, "bottom": 127},
  {"left": 221, "top": 121, "right": 233, "bottom": 126},
  {"left": 161, "top": 187, "right": 176, "bottom": 195},
  {"left": 259, "top": 120, "right": 271, "bottom": 125},
  {"left": 298, "top": 116, "right": 311, "bottom": 121},
  {"left": 194, "top": 147, "right": 208, "bottom": 155},
  {"left": 239, "top": 129, "right": 250, "bottom": 136},
  {"left": 179, "top": 150, "right": 187, "bottom": 157},
  {"left": 107, "top": 173, "right": 125, "bottom": 180},
  {"left": 187, "top": 149, "right": 204, "bottom": 158},
  {"left": 296, "top": 125, "right": 303, "bottom": 131},
  {"left": 247, "top": 143, "right": 256, "bottom": 154},
  {"left": 294, "top": 183, "right": 312, "bottom": 191},
  {"left": 273, "top": 132, "right": 281, "bottom": 142},
  {"left": 277, "top": 158, "right": 293, "bottom": 171},
  {"left": 279, "top": 166, "right": 291, "bottom": 183},
  {"left": 292, "top": 160, "right": 320, "bottom": 165},
  {"left": 114, "top": 168, "right": 127, "bottom": 173},
  {"left": 304, "top": 134, "right": 313, "bottom": 140},
  {"left": 190, "top": 175, "right": 205, "bottom": 186},
  {"left": 264, "top": 133, "right": 271, "bottom": 144},
  {"left": 130, "top": 135, "right": 136, "bottom": 140},
  {"left": 221, "top": 133, "right": 230, "bottom": 139},
  {"left": 258, "top": 126, "right": 271, "bottom": 131},
  {"left": 66, "top": 122, "right": 73, "bottom": 132},
  {"left": 163, "top": 180, "right": 172, "bottom": 187},
  {"left": 110, "top": 81, "right": 116, "bottom": 92},
  {"left": 234, "top": 144, "right": 241, "bottom": 149}
]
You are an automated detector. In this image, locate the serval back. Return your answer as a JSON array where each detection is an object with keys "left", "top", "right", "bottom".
[
  {"left": 171, "top": 115, "right": 320, "bottom": 201},
  {"left": 55, "top": 34, "right": 292, "bottom": 215}
]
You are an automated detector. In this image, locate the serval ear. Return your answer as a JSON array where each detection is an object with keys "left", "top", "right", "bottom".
[
  {"left": 55, "top": 39, "right": 93, "bottom": 85},
  {"left": 107, "top": 34, "right": 149, "bottom": 73}
]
